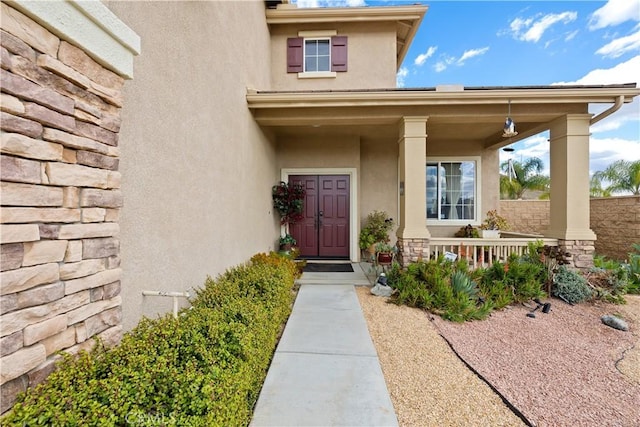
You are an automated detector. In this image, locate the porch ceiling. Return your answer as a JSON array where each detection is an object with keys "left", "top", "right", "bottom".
[{"left": 247, "top": 84, "right": 639, "bottom": 149}]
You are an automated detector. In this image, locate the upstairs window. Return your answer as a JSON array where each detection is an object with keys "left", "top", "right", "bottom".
[
  {"left": 426, "top": 159, "right": 479, "bottom": 223},
  {"left": 287, "top": 36, "right": 348, "bottom": 75}
]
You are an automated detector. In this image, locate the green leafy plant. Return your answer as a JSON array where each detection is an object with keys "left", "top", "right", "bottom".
[
  {"left": 359, "top": 210, "right": 395, "bottom": 249},
  {"left": 552, "top": 266, "right": 592, "bottom": 304},
  {"left": 279, "top": 233, "right": 296, "bottom": 246},
  {"left": 3, "top": 253, "right": 297, "bottom": 426},
  {"left": 272, "top": 181, "right": 305, "bottom": 230},
  {"left": 480, "top": 209, "right": 509, "bottom": 230}
]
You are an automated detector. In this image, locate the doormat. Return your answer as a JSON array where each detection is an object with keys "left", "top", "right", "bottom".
[{"left": 303, "top": 263, "right": 354, "bottom": 273}]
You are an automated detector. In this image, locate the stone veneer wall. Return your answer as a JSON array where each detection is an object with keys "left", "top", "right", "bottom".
[
  {"left": 500, "top": 196, "right": 640, "bottom": 261},
  {"left": 590, "top": 196, "right": 640, "bottom": 261},
  {"left": 1, "top": 4, "right": 125, "bottom": 412}
]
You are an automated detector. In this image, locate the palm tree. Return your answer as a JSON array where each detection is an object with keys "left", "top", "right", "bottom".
[
  {"left": 589, "top": 174, "right": 612, "bottom": 198},
  {"left": 592, "top": 160, "right": 640, "bottom": 196},
  {"left": 500, "top": 157, "right": 550, "bottom": 200}
]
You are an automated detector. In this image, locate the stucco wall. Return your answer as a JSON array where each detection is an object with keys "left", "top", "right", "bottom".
[
  {"left": 270, "top": 21, "right": 398, "bottom": 90},
  {"left": 1, "top": 3, "right": 130, "bottom": 412},
  {"left": 500, "top": 196, "right": 640, "bottom": 261},
  {"left": 106, "top": 1, "right": 278, "bottom": 330}
]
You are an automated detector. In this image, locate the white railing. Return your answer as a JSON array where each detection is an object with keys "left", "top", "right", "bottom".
[{"left": 429, "top": 237, "right": 558, "bottom": 269}]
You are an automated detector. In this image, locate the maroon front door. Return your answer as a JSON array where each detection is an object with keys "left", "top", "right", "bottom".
[{"left": 289, "top": 175, "right": 350, "bottom": 258}]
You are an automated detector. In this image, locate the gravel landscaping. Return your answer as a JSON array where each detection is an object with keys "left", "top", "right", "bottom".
[{"left": 357, "top": 287, "right": 640, "bottom": 426}]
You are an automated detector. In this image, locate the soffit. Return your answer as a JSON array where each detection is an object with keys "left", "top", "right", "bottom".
[
  {"left": 247, "top": 85, "right": 640, "bottom": 149},
  {"left": 266, "top": 5, "right": 427, "bottom": 69}
]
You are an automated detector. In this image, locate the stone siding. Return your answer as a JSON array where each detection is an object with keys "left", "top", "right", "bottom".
[
  {"left": 590, "top": 196, "right": 640, "bottom": 261},
  {"left": 1, "top": 4, "right": 124, "bottom": 412},
  {"left": 500, "top": 196, "right": 640, "bottom": 261}
]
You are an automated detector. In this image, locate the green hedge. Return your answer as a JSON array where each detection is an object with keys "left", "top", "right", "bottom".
[{"left": 3, "top": 253, "right": 296, "bottom": 426}]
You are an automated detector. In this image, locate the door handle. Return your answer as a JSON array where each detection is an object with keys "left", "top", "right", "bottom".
[
  {"left": 319, "top": 211, "right": 323, "bottom": 217},
  {"left": 317, "top": 211, "right": 323, "bottom": 228}
]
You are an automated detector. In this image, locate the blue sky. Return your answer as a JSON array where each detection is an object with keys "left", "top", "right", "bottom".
[{"left": 294, "top": 0, "right": 640, "bottom": 175}]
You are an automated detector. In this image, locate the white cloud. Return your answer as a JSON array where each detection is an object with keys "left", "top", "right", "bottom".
[
  {"left": 415, "top": 46, "right": 437, "bottom": 66},
  {"left": 589, "top": 0, "right": 640, "bottom": 30},
  {"left": 507, "top": 11, "right": 577, "bottom": 43},
  {"left": 457, "top": 47, "right": 489, "bottom": 65},
  {"left": 433, "top": 48, "right": 488, "bottom": 72},
  {"left": 589, "top": 137, "right": 640, "bottom": 173},
  {"left": 595, "top": 29, "right": 640, "bottom": 58},
  {"left": 396, "top": 67, "right": 408, "bottom": 88},
  {"left": 553, "top": 55, "right": 640, "bottom": 84},
  {"left": 565, "top": 30, "right": 579, "bottom": 42}
]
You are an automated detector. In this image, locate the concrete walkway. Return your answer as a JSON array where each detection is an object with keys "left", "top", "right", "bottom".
[{"left": 250, "top": 263, "right": 398, "bottom": 427}]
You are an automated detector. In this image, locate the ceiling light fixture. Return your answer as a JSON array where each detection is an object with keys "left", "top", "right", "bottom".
[{"left": 502, "top": 100, "right": 518, "bottom": 138}]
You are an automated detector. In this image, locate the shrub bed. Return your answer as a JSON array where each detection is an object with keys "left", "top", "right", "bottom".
[{"left": 3, "top": 253, "right": 296, "bottom": 426}]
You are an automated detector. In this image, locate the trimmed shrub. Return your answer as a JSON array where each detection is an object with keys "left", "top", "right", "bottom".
[
  {"left": 552, "top": 266, "right": 592, "bottom": 304},
  {"left": 3, "top": 253, "right": 296, "bottom": 426}
]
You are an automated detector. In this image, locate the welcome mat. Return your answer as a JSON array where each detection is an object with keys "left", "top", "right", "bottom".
[{"left": 303, "top": 263, "right": 354, "bottom": 273}]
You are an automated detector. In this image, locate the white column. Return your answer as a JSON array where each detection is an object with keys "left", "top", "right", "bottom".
[
  {"left": 397, "top": 116, "right": 430, "bottom": 239},
  {"left": 547, "top": 114, "right": 596, "bottom": 240}
]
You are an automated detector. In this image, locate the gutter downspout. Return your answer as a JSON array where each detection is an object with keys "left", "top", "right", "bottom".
[{"left": 590, "top": 95, "right": 624, "bottom": 126}]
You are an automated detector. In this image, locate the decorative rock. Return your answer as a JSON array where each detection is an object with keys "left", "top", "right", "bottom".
[
  {"left": 0, "top": 243, "right": 23, "bottom": 271},
  {"left": 0, "top": 29, "right": 36, "bottom": 61},
  {"left": 0, "top": 375, "right": 28, "bottom": 413},
  {"left": 82, "top": 207, "right": 106, "bottom": 223},
  {"left": 0, "top": 294, "right": 18, "bottom": 315},
  {"left": 0, "top": 68, "right": 74, "bottom": 115},
  {"left": 80, "top": 188, "right": 123, "bottom": 208},
  {"left": 371, "top": 274, "right": 394, "bottom": 297},
  {"left": 22, "top": 240, "right": 67, "bottom": 267},
  {"left": 43, "top": 127, "right": 111, "bottom": 155},
  {"left": 58, "top": 222, "right": 119, "bottom": 240},
  {"left": 0, "top": 3, "right": 59, "bottom": 57},
  {"left": 63, "top": 186, "right": 79, "bottom": 208},
  {"left": 0, "top": 224, "right": 39, "bottom": 244},
  {"left": 75, "top": 121, "right": 118, "bottom": 146},
  {"left": 82, "top": 237, "right": 119, "bottom": 259},
  {"left": 0, "top": 182, "right": 63, "bottom": 206},
  {"left": 38, "top": 224, "right": 60, "bottom": 239},
  {"left": 1, "top": 154, "right": 41, "bottom": 184},
  {"left": 64, "top": 240, "right": 82, "bottom": 263},
  {"left": 0, "top": 111, "right": 43, "bottom": 138},
  {"left": 24, "top": 102, "right": 75, "bottom": 133},
  {"left": 601, "top": 315, "right": 629, "bottom": 331},
  {"left": 23, "top": 314, "right": 68, "bottom": 345},
  {"left": 1, "top": 132, "right": 63, "bottom": 161},
  {"left": 0, "top": 263, "right": 59, "bottom": 295},
  {"left": 45, "top": 162, "right": 112, "bottom": 189},
  {"left": 0, "top": 207, "right": 81, "bottom": 224},
  {"left": 66, "top": 295, "right": 121, "bottom": 326},
  {"left": 77, "top": 150, "right": 119, "bottom": 171},
  {"left": 0, "top": 331, "right": 23, "bottom": 357},
  {"left": 59, "top": 258, "right": 105, "bottom": 281},
  {"left": 0, "top": 93, "right": 24, "bottom": 115},
  {"left": 0, "top": 343, "right": 46, "bottom": 385},
  {"left": 17, "top": 281, "right": 65, "bottom": 309},
  {"left": 64, "top": 268, "right": 121, "bottom": 295}
]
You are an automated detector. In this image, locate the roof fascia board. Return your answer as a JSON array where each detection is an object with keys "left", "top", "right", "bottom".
[
  {"left": 247, "top": 87, "right": 640, "bottom": 108},
  {"left": 266, "top": 5, "right": 427, "bottom": 24}
]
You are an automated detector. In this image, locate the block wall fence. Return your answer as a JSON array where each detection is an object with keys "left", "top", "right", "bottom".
[
  {"left": 500, "top": 196, "right": 640, "bottom": 261},
  {"left": 1, "top": 4, "right": 126, "bottom": 412}
]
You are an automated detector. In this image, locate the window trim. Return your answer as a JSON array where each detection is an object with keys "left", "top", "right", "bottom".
[
  {"left": 302, "top": 37, "right": 332, "bottom": 74},
  {"left": 426, "top": 156, "right": 482, "bottom": 226}
]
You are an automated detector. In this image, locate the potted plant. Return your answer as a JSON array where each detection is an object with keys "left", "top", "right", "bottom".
[
  {"left": 279, "top": 234, "right": 296, "bottom": 251},
  {"left": 359, "top": 210, "right": 395, "bottom": 255},
  {"left": 480, "top": 209, "right": 509, "bottom": 238},
  {"left": 375, "top": 242, "right": 395, "bottom": 264}
]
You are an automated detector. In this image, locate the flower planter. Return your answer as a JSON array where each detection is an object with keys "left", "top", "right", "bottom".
[
  {"left": 377, "top": 252, "right": 393, "bottom": 264},
  {"left": 481, "top": 229, "right": 500, "bottom": 239}
]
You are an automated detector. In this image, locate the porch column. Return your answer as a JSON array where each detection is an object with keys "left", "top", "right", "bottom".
[
  {"left": 397, "top": 116, "right": 429, "bottom": 265},
  {"left": 547, "top": 114, "right": 596, "bottom": 269}
]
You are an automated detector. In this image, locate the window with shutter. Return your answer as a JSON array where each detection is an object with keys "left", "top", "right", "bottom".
[
  {"left": 287, "top": 37, "right": 303, "bottom": 73},
  {"left": 287, "top": 36, "right": 348, "bottom": 75},
  {"left": 331, "top": 36, "right": 348, "bottom": 72}
]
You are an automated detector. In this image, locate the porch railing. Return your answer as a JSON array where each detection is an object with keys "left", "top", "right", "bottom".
[{"left": 429, "top": 236, "right": 558, "bottom": 270}]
